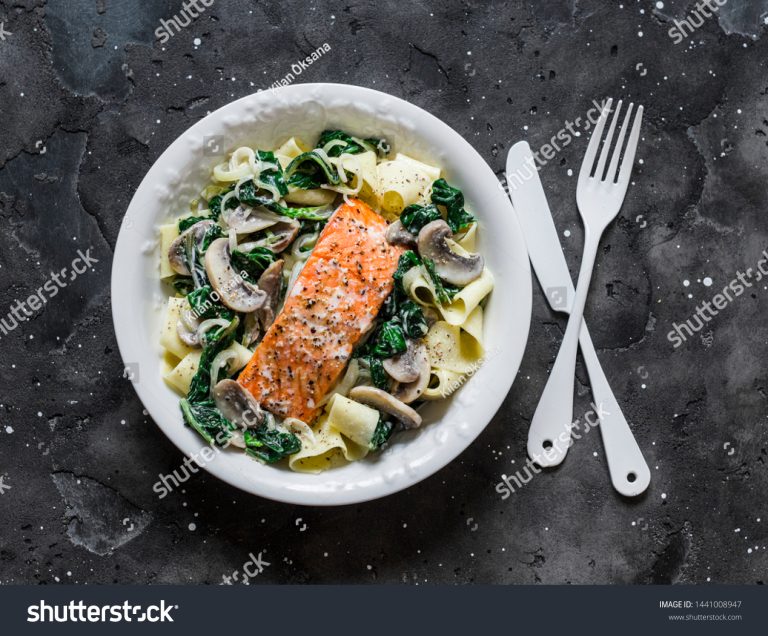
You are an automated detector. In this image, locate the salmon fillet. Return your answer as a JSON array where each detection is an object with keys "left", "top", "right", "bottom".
[{"left": 238, "top": 199, "right": 402, "bottom": 423}]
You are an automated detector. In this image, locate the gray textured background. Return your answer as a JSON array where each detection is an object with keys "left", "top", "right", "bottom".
[{"left": 0, "top": 0, "right": 767, "bottom": 585}]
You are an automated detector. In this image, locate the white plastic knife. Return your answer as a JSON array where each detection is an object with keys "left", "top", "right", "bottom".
[{"left": 506, "top": 141, "right": 650, "bottom": 497}]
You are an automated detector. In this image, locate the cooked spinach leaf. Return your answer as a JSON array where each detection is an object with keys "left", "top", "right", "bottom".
[
  {"left": 244, "top": 426, "right": 301, "bottom": 463},
  {"left": 187, "top": 317, "right": 239, "bottom": 404},
  {"left": 171, "top": 276, "right": 194, "bottom": 296},
  {"left": 393, "top": 250, "right": 422, "bottom": 289},
  {"left": 285, "top": 151, "right": 340, "bottom": 187},
  {"left": 187, "top": 285, "right": 234, "bottom": 321},
  {"left": 431, "top": 178, "right": 476, "bottom": 233},
  {"left": 316, "top": 130, "right": 390, "bottom": 158},
  {"left": 208, "top": 188, "right": 237, "bottom": 220},
  {"left": 200, "top": 224, "right": 223, "bottom": 252},
  {"left": 256, "top": 150, "right": 289, "bottom": 197},
  {"left": 353, "top": 248, "right": 429, "bottom": 388},
  {"left": 266, "top": 203, "right": 332, "bottom": 221},
  {"left": 180, "top": 399, "right": 234, "bottom": 445},
  {"left": 234, "top": 179, "right": 269, "bottom": 207},
  {"left": 366, "top": 137, "right": 391, "bottom": 158},
  {"left": 423, "top": 257, "right": 459, "bottom": 305},
  {"left": 370, "top": 320, "right": 408, "bottom": 358},
  {"left": 236, "top": 176, "right": 330, "bottom": 221},
  {"left": 365, "top": 356, "right": 390, "bottom": 391},
  {"left": 183, "top": 224, "right": 223, "bottom": 290},
  {"left": 400, "top": 204, "right": 442, "bottom": 235},
  {"left": 183, "top": 232, "right": 207, "bottom": 290},
  {"left": 179, "top": 215, "right": 210, "bottom": 232},
  {"left": 399, "top": 300, "right": 428, "bottom": 339},
  {"left": 353, "top": 280, "right": 427, "bottom": 394},
  {"left": 285, "top": 171, "right": 320, "bottom": 190},
  {"left": 369, "top": 418, "right": 394, "bottom": 450},
  {"left": 231, "top": 247, "right": 276, "bottom": 283}
]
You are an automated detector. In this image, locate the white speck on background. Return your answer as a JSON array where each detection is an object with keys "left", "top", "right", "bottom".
[{"left": 703, "top": 277, "right": 712, "bottom": 287}]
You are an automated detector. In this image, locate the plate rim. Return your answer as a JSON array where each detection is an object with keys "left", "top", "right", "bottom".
[{"left": 111, "top": 82, "right": 532, "bottom": 506}]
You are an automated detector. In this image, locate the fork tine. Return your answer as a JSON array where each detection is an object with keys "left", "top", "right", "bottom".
[
  {"left": 617, "top": 105, "right": 644, "bottom": 185},
  {"left": 579, "top": 98, "right": 612, "bottom": 182},
  {"left": 594, "top": 100, "right": 622, "bottom": 181},
  {"left": 606, "top": 102, "right": 634, "bottom": 183}
]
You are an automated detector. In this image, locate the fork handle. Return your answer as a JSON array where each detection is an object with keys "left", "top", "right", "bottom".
[
  {"left": 578, "top": 322, "right": 651, "bottom": 496},
  {"left": 527, "top": 229, "right": 600, "bottom": 466}
]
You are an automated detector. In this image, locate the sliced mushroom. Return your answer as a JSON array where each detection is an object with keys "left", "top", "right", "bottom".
[
  {"left": 265, "top": 220, "right": 300, "bottom": 253},
  {"left": 222, "top": 205, "right": 283, "bottom": 234},
  {"left": 383, "top": 340, "right": 428, "bottom": 383},
  {"left": 257, "top": 259, "right": 284, "bottom": 330},
  {"left": 242, "top": 313, "right": 261, "bottom": 349},
  {"left": 417, "top": 219, "right": 484, "bottom": 286},
  {"left": 213, "top": 379, "right": 267, "bottom": 430},
  {"left": 176, "top": 306, "right": 201, "bottom": 347},
  {"left": 205, "top": 238, "right": 267, "bottom": 313},
  {"left": 386, "top": 219, "right": 417, "bottom": 248},
  {"left": 243, "top": 259, "right": 285, "bottom": 347},
  {"left": 168, "top": 220, "right": 215, "bottom": 276},
  {"left": 348, "top": 386, "right": 422, "bottom": 429},
  {"left": 383, "top": 341, "right": 431, "bottom": 404},
  {"left": 393, "top": 373, "right": 431, "bottom": 405},
  {"left": 238, "top": 219, "right": 300, "bottom": 254}
]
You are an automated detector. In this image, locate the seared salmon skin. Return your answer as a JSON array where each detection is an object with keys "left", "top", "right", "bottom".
[{"left": 238, "top": 199, "right": 402, "bottom": 422}]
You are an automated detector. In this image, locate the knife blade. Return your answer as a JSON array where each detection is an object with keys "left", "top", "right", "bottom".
[{"left": 505, "top": 141, "right": 575, "bottom": 312}]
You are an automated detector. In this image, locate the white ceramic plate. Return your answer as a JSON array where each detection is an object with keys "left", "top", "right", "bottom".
[{"left": 111, "top": 83, "right": 531, "bottom": 505}]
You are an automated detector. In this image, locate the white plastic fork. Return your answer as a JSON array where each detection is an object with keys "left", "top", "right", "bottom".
[{"left": 528, "top": 98, "right": 645, "bottom": 470}]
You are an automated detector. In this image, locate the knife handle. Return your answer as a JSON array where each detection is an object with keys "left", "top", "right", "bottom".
[
  {"left": 528, "top": 229, "right": 601, "bottom": 467},
  {"left": 578, "top": 322, "right": 650, "bottom": 496}
]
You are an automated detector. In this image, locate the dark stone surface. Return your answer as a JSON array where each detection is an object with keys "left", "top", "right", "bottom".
[{"left": 0, "top": 0, "right": 766, "bottom": 585}]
